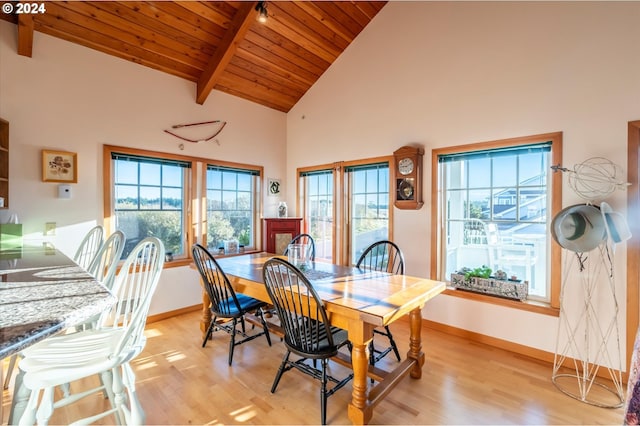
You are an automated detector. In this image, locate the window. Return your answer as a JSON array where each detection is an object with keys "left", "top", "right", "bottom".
[
  {"left": 345, "top": 162, "right": 390, "bottom": 265},
  {"left": 104, "top": 146, "right": 262, "bottom": 265},
  {"left": 297, "top": 158, "right": 391, "bottom": 266},
  {"left": 206, "top": 165, "right": 260, "bottom": 251},
  {"left": 299, "top": 168, "right": 334, "bottom": 261},
  {"left": 432, "top": 133, "right": 562, "bottom": 307},
  {"left": 111, "top": 152, "right": 190, "bottom": 259}
]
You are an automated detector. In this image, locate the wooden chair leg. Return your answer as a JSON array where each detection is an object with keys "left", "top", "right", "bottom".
[
  {"left": 369, "top": 340, "right": 376, "bottom": 384},
  {"left": 228, "top": 318, "right": 238, "bottom": 366},
  {"left": 385, "top": 326, "right": 401, "bottom": 361},
  {"left": 257, "top": 308, "right": 272, "bottom": 346},
  {"left": 201, "top": 320, "right": 215, "bottom": 348},
  {"left": 271, "top": 351, "right": 291, "bottom": 393},
  {"left": 320, "top": 358, "right": 328, "bottom": 425}
]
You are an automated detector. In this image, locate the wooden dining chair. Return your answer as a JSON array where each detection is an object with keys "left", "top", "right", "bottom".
[
  {"left": 87, "top": 230, "right": 126, "bottom": 291},
  {"left": 10, "top": 237, "right": 165, "bottom": 426},
  {"left": 192, "top": 243, "right": 272, "bottom": 365},
  {"left": 77, "top": 230, "right": 126, "bottom": 333},
  {"left": 356, "top": 240, "right": 405, "bottom": 367},
  {"left": 262, "top": 257, "right": 353, "bottom": 425},
  {"left": 2, "top": 230, "right": 126, "bottom": 392},
  {"left": 73, "top": 225, "right": 104, "bottom": 270},
  {"left": 283, "top": 233, "right": 316, "bottom": 261}
]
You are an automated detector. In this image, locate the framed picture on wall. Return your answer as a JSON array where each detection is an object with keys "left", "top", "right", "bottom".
[
  {"left": 268, "top": 178, "right": 281, "bottom": 196},
  {"left": 42, "top": 150, "right": 77, "bottom": 183}
]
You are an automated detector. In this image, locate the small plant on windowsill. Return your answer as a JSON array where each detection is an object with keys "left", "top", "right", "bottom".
[{"left": 462, "top": 265, "right": 492, "bottom": 281}]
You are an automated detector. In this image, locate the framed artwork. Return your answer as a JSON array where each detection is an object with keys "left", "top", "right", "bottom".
[
  {"left": 268, "top": 178, "right": 281, "bottom": 196},
  {"left": 42, "top": 150, "right": 77, "bottom": 183}
]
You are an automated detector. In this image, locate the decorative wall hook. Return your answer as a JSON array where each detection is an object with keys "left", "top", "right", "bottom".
[{"left": 164, "top": 120, "right": 226, "bottom": 143}]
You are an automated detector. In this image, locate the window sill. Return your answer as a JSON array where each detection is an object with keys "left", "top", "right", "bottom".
[
  {"left": 209, "top": 249, "right": 262, "bottom": 258},
  {"left": 163, "top": 258, "right": 192, "bottom": 269},
  {"left": 162, "top": 249, "right": 264, "bottom": 270},
  {"left": 443, "top": 286, "right": 559, "bottom": 317}
]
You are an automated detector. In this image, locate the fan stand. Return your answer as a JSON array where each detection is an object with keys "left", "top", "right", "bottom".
[{"left": 552, "top": 242, "right": 624, "bottom": 408}]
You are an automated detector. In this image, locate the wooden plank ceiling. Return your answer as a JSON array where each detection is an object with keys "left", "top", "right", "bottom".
[{"left": 1, "top": 1, "right": 387, "bottom": 112}]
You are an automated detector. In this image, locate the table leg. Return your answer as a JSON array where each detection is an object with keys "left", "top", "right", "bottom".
[
  {"left": 408, "top": 307, "right": 425, "bottom": 379},
  {"left": 201, "top": 289, "right": 211, "bottom": 340},
  {"left": 347, "top": 324, "right": 374, "bottom": 425}
]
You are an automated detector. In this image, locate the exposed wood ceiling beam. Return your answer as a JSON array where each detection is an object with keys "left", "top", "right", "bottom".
[
  {"left": 17, "top": 14, "right": 34, "bottom": 57},
  {"left": 196, "top": 1, "right": 258, "bottom": 105}
]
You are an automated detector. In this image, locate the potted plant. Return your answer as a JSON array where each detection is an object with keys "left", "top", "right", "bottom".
[{"left": 463, "top": 265, "right": 492, "bottom": 281}]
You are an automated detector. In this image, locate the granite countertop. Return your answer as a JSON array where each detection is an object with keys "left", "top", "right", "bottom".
[{"left": 0, "top": 246, "right": 115, "bottom": 359}]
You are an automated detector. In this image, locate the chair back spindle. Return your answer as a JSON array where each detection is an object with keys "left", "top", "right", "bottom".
[
  {"left": 192, "top": 244, "right": 243, "bottom": 317},
  {"left": 356, "top": 240, "right": 404, "bottom": 274},
  {"left": 73, "top": 225, "right": 105, "bottom": 270},
  {"left": 98, "top": 237, "right": 164, "bottom": 350},
  {"left": 263, "top": 258, "right": 335, "bottom": 356},
  {"left": 87, "top": 230, "right": 125, "bottom": 290}
]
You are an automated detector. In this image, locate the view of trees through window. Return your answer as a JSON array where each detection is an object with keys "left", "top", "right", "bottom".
[
  {"left": 108, "top": 148, "right": 262, "bottom": 261},
  {"left": 206, "top": 166, "right": 257, "bottom": 250},
  {"left": 113, "top": 155, "right": 187, "bottom": 259}
]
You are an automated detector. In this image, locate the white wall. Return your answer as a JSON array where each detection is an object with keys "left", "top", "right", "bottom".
[
  {"left": 287, "top": 2, "right": 639, "bottom": 359},
  {"left": 0, "top": 20, "right": 287, "bottom": 315}
]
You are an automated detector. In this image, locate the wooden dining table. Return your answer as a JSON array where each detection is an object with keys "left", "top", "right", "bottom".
[{"left": 199, "top": 252, "right": 446, "bottom": 425}]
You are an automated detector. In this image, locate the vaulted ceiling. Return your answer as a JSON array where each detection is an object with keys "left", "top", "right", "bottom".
[{"left": 1, "top": 1, "right": 387, "bottom": 112}]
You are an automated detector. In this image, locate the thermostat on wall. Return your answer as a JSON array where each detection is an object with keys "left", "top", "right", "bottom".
[{"left": 58, "top": 184, "right": 72, "bottom": 199}]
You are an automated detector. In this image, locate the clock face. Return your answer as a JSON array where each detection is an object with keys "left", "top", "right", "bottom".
[{"left": 398, "top": 158, "right": 414, "bottom": 175}]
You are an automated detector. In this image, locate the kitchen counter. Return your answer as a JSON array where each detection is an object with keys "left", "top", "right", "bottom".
[{"left": 0, "top": 245, "right": 115, "bottom": 360}]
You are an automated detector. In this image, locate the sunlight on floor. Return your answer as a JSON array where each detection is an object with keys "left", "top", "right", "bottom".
[
  {"left": 230, "top": 405, "right": 257, "bottom": 422},
  {"left": 144, "top": 328, "right": 162, "bottom": 338},
  {"left": 131, "top": 355, "right": 158, "bottom": 371},
  {"left": 164, "top": 350, "right": 187, "bottom": 362},
  {"left": 134, "top": 360, "right": 158, "bottom": 370}
]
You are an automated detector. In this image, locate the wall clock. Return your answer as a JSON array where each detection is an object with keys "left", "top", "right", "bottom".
[{"left": 393, "top": 145, "right": 424, "bottom": 210}]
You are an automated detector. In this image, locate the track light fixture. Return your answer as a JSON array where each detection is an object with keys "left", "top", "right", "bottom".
[{"left": 255, "top": 1, "right": 268, "bottom": 23}]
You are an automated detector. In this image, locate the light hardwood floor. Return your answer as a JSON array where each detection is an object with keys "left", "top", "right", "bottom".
[{"left": 2, "top": 310, "right": 625, "bottom": 425}]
